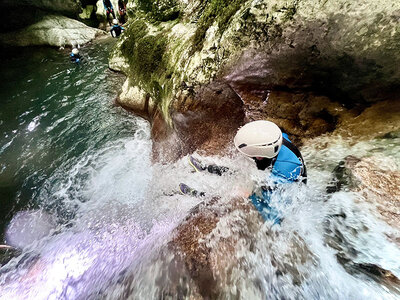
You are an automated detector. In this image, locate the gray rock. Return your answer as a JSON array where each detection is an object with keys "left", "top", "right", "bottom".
[
  {"left": 113, "top": 0, "right": 400, "bottom": 115},
  {"left": 0, "top": 15, "right": 104, "bottom": 47}
]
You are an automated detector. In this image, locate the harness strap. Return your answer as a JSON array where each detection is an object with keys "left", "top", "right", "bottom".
[{"left": 282, "top": 137, "right": 307, "bottom": 183}]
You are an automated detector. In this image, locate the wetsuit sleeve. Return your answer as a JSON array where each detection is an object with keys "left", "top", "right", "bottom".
[{"left": 249, "top": 191, "right": 282, "bottom": 225}]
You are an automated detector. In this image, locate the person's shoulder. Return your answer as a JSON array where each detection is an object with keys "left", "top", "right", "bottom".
[{"left": 282, "top": 132, "right": 290, "bottom": 141}]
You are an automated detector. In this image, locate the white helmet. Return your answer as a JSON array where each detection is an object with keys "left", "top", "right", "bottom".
[
  {"left": 234, "top": 120, "right": 283, "bottom": 158},
  {"left": 113, "top": 19, "right": 118, "bottom": 25},
  {"left": 72, "top": 48, "right": 79, "bottom": 55}
]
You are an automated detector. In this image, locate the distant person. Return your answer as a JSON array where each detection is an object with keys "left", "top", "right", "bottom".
[
  {"left": 110, "top": 19, "right": 125, "bottom": 38},
  {"left": 70, "top": 48, "right": 81, "bottom": 63},
  {"left": 103, "top": 0, "right": 116, "bottom": 25},
  {"left": 118, "top": 0, "right": 127, "bottom": 24}
]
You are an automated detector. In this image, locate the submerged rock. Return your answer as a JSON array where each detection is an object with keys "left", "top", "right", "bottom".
[
  {"left": 325, "top": 155, "right": 400, "bottom": 288},
  {"left": 0, "top": 15, "right": 104, "bottom": 47},
  {"left": 328, "top": 155, "right": 400, "bottom": 228},
  {"left": 5, "top": 210, "right": 55, "bottom": 249},
  {"left": 167, "top": 195, "right": 316, "bottom": 298}
]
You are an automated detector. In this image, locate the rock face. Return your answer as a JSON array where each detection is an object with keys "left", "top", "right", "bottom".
[
  {"left": 110, "top": 0, "right": 400, "bottom": 160},
  {"left": 1, "top": 0, "right": 81, "bottom": 15},
  {"left": 0, "top": 15, "right": 104, "bottom": 47},
  {"left": 0, "top": 0, "right": 82, "bottom": 32}
]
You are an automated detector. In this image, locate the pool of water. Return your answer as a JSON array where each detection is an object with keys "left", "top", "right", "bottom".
[{"left": 0, "top": 39, "right": 134, "bottom": 235}]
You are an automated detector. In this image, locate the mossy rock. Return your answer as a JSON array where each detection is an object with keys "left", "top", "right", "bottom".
[{"left": 135, "top": 0, "right": 181, "bottom": 22}]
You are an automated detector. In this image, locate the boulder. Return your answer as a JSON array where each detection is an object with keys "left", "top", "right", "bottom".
[
  {"left": 0, "top": 0, "right": 82, "bottom": 32},
  {"left": 0, "top": 15, "right": 104, "bottom": 47},
  {"left": 166, "top": 195, "right": 316, "bottom": 298},
  {"left": 324, "top": 155, "right": 400, "bottom": 288},
  {"left": 328, "top": 155, "right": 400, "bottom": 228}
]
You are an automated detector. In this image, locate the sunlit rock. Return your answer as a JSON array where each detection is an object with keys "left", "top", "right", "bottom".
[
  {"left": 0, "top": 15, "right": 104, "bottom": 47},
  {"left": 96, "top": 0, "right": 119, "bottom": 28},
  {"left": 0, "top": 0, "right": 82, "bottom": 32}
]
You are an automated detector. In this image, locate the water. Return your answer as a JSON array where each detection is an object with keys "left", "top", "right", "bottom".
[
  {"left": 0, "top": 40, "right": 400, "bottom": 299},
  {"left": 0, "top": 40, "right": 131, "bottom": 232}
]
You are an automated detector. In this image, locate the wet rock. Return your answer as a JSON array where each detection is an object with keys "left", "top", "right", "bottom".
[
  {"left": 328, "top": 155, "right": 400, "bottom": 228},
  {"left": 117, "top": 79, "right": 157, "bottom": 120},
  {"left": 152, "top": 81, "right": 246, "bottom": 162},
  {"left": 325, "top": 155, "right": 400, "bottom": 288},
  {"left": 336, "top": 99, "right": 400, "bottom": 141},
  {"left": 0, "top": 15, "right": 104, "bottom": 47},
  {"left": 112, "top": 0, "right": 400, "bottom": 160},
  {"left": 168, "top": 196, "right": 317, "bottom": 298}
]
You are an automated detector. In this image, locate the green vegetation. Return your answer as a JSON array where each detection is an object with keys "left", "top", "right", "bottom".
[
  {"left": 190, "top": 0, "right": 246, "bottom": 55},
  {"left": 120, "top": 19, "right": 172, "bottom": 104},
  {"left": 136, "top": 0, "right": 180, "bottom": 22}
]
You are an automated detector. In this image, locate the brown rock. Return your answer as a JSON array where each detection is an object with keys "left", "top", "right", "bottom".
[
  {"left": 336, "top": 99, "right": 400, "bottom": 140},
  {"left": 152, "top": 81, "right": 246, "bottom": 162}
]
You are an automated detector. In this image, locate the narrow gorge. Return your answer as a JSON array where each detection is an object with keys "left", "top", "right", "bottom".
[{"left": 0, "top": 0, "right": 399, "bottom": 299}]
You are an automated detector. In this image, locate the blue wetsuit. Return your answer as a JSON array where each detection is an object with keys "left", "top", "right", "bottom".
[
  {"left": 70, "top": 53, "right": 81, "bottom": 63},
  {"left": 250, "top": 133, "right": 306, "bottom": 224},
  {"left": 110, "top": 24, "right": 125, "bottom": 37}
]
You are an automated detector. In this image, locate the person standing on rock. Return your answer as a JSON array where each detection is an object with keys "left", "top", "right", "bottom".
[
  {"left": 110, "top": 19, "right": 125, "bottom": 38},
  {"left": 118, "top": 0, "right": 127, "bottom": 24},
  {"left": 103, "top": 0, "right": 116, "bottom": 25},
  {"left": 180, "top": 120, "right": 307, "bottom": 224}
]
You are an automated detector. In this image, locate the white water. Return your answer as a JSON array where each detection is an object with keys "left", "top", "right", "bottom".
[{"left": 1, "top": 125, "right": 400, "bottom": 299}]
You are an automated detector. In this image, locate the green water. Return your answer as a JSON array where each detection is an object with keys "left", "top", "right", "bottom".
[{"left": 0, "top": 39, "right": 132, "bottom": 239}]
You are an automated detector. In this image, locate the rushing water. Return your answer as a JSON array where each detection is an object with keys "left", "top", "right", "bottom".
[{"left": 0, "top": 39, "right": 400, "bottom": 299}]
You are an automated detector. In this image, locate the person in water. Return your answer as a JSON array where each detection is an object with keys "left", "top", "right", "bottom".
[
  {"left": 103, "top": 0, "right": 116, "bottom": 25},
  {"left": 70, "top": 48, "right": 81, "bottom": 63},
  {"left": 180, "top": 120, "right": 307, "bottom": 223},
  {"left": 110, "top": 19, "right": 125, "bottom": 38},
  {"left": 118, "top": 0, "right": 127, "bottom": 24}
]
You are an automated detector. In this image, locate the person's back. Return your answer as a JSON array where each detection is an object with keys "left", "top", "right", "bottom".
[
  {"left": 110, "top": 19, "right": 124, "bottom": 37},
  {"left": 234, "top": 121, "right": 307, "bottom": 223},
  {"left": 271, "top": 133, "right": 306, "bottom": 183},
  {"left": 111, "top": 25, "right": 122, "bottom": 37}
]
